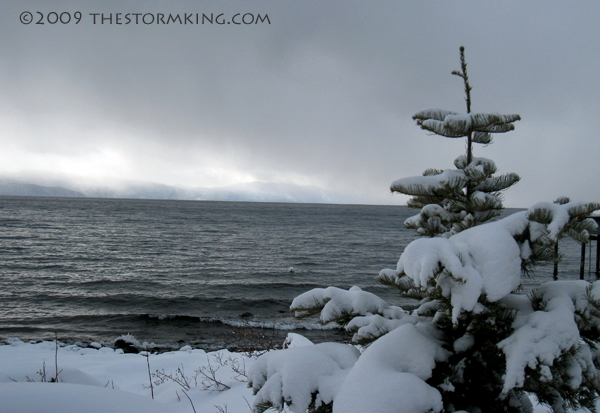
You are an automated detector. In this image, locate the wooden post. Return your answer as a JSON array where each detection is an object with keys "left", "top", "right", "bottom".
[
  {"left": 553, "top": 243, "right": 559, "bottom": 280},
  {"left": 595, "top": 236, "right": 599, "bottom": 279},
  {"left": 581, "top": 242, "right": 586, "bottom": 280},
  {"left": 591, "top": 217, "right": 600, "bottom": 279}
]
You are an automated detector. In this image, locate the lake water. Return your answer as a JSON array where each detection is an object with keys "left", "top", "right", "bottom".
[{"left": 0, "top": 196, "right": 593, "bottom": 350}]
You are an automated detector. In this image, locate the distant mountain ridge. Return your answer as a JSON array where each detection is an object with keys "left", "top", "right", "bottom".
[
  {"left": 0, "top": 180, "right": 85, "bottom": 198},
  {"left": 0, "top": 178, "right": 357, "bottom": 204}
]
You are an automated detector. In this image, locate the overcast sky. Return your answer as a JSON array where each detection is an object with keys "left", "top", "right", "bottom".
[{"left": 1, "top": 1, "right": 599, "bottom": 207}]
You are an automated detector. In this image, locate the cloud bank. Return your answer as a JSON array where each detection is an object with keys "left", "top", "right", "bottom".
[{"left": 2, "top": 1, "right": 599, "bottom": 206}]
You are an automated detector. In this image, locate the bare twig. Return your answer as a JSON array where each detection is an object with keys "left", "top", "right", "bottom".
[
  {"left": 214, "top": 404, "right": 229, "bottom": 413},
  {"left": 243, "top": 396, "right": 254, "bottom": 412},
  {"left": 39, "top": 361, "right": 47, "bottom": 382},
  {"left": 181, "top": 389, "right": 197, "bottom": 413},
  {"left": 153, "top": 365, "right": 195, "bottom": 390},
  {"left": 196, "top": 357, "right": 231, "bottom": 392},
  {"left": 227, "top": 356, "right": 247, "bottom": 382},
  {"left": 53, "top": 333, "right": 60, "bottom": 383},
  {"left": 220, "top": 323, "right": 281, "bottom": 358},
  {"left": 143, "top": 352, "right": 154, "bottom": 399},
  {"left": 54, "top": 333, "right": 59, "bottom": 383}
]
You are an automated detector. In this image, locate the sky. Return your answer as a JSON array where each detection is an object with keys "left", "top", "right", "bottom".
[{"left": 1, "top": 0, "right": 599, "bottom": 207}]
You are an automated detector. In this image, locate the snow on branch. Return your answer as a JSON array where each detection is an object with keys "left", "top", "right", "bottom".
[
  {"left": 564, "top": 218, "right": 599, "bottom": 243},
  {"left": 412, "top": 108, "right": 460, "bottom": 122},
  {"left": 498, "top": 281, "right": 600, "bottom": 397},
  {"left": 397, "top": 156, "right": 520, "bottom": 237},
  {"left": 332, "top": 323, "right": 448, "bottom": 413},
  {"left": 396, "top": 236, "right": 485, "bottom": 323},
  {"left": 472, "top": 131, "right": 492, "bottom": 144},
  {"left": 397, "top": 212, "right": 527, "bottom": 322},
  {"left": 290, "top": 285, "right": 414, "bottom": 343},
  {"left": 454, "top": 155, "right": 497, "bottom": 175},
  {"left": 474, "top": 173, "right": 520, "bottom": 193},
  {"left": 390, "top": 170, "right": 468, "bottom": 197},
  {"left": 404, "top": 205, "right": 452, "bottom": 237},
  {"left": 247, "top": 342, "right": 360, "bottom": 413},
  {"left": 419, "top": 119, "right": 465, "bottom": 138},
  {"left": 290, "top": 286, "right": 398, "bottom": 325},
  {"left": 527, "top": 201, "right": 600, "bottom": 242},
  {"left": 413, "top": 108, "right": 520, "bottom": 139},
  {"left": 345, "top": 313, "right": 419, "bottom": 344},
  {"left": 468, "top": 113, "right": 521, "bottom": 131},
  {"left": 468, "top": 191, "right": 503, "bottom": 212},
  {"left": 393, "top": 202, "right": 600, "bottom": 323}
]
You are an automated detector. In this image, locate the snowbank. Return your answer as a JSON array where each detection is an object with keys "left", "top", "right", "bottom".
[
  {"left": 248, "top": 342, "right": 359, "bottom": 412},
  {"left": 0, "top": 335, "right": 592, "bottom": 413},
  {"left": 332, "top": 323, "right": 448, "bottom": 413},
  {"left": 0, "top": 338, "right": 255, "bottom": 413},
  {"left": 0, "top": 382, "right": 171, "bottom": 413}
]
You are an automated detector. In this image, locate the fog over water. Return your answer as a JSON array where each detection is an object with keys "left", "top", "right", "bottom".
[{"left": 1, "top": 1, "right": 600, "bottom": 207}]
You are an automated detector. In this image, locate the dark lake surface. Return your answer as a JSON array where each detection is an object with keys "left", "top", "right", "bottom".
[{"left": 0, "top": 196, "right": 591, "bottom": 350}]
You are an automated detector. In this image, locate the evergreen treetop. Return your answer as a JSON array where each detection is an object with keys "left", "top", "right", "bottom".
[{"left": 393, "top": 46, "right": 521, "bottom": 237}]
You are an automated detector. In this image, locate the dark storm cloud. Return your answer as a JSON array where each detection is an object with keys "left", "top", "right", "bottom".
[{"left": 1, "top": 1, "right": 599, "bottom": 205}]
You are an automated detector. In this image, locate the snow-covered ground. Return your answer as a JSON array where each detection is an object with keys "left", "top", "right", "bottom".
[
  {"left": 0, "top": 337, "right": 256, "bottom": 413},
  {"left": 0, "top": 335, "right": 586, "bottom": 413}
]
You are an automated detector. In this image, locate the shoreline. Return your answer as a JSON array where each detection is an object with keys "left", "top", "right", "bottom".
[{"left": 0, "top": 322, "right": 352, "bottom": 354}]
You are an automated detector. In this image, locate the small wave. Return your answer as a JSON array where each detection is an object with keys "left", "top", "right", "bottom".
[
  {"left": 117, "top": 313, "right": 340, "bottom": 332},
  {"left": 200, "top": 317, "right": 340, "bottom": 331},
  {"left": 139, "top": 313, "right": 340, "bottom": 331},
  {"left": 288, "top": 261, "right": 320, "bottom": 267},
  {"left": 145, "top": 313, "right": 203, "bottom": 322}
]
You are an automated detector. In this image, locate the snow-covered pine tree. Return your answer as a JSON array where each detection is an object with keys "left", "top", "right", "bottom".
[
  {"left": 247, "top": 48, "right": 600, "bottom": 413},
  {"left": 394, "top": 47, "right": 521, "bottom": 237},
  {"left": 248, "top": 201, "right": 600, "bottom": 413}
]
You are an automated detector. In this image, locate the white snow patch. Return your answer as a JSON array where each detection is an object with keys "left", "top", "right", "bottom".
[
  {"left": 333, "top": 323, "right": 448, "bottom": 413},
  {"left": 248, "top": 342, "right": 359, "bottom": 413},
  {"left": 0, "top": 382, "right": 170, "bottom": 413},
  {"left": 291, "top": 286, "right": 394, "bottom": 323}
]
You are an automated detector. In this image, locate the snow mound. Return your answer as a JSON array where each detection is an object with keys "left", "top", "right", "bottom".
[
  {"left": 0, "top": 382, "right": 171, "bottom": 413},
  {"left": 248, "top": 342, "right": 359, "bottom": 413},
  {"left": 333, "top": 323, "right": 448, "bottom": 413}
]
